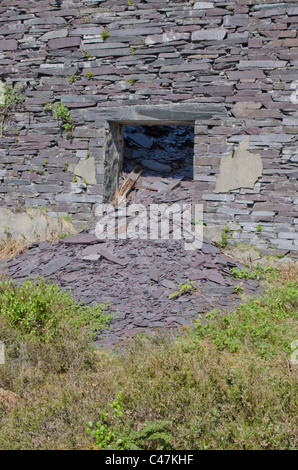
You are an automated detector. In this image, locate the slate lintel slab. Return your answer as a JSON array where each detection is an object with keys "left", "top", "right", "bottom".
[{"left": 90, "top": 103, "right": 227, "bottom": 125}]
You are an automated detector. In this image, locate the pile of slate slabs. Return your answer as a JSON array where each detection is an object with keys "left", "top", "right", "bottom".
[
  {"left": 0, "top": 173, "right": 262, "bottom": 348},
  {"left": 0, "top": 126, "right": 262, "bottom": 348}
]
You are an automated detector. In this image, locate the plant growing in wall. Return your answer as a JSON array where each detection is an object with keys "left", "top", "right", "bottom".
[
  {"left": 101, "top": 28, "right": 110, "bottom": 40},
  {"left": 84, "top": 71, "right": 94, "bottom": 79},
  {"left": 83, "top": 50, "right": 93, "bottom": 59},
  {"left": 0, "top": 82, "right": 23, "bottom": 137},
  {"left": 53, "top": 102, "right": 73, "bottom": 133},
  {"left": 44, "top": 101, "right": 74, "bottom": 137},
  {"left": 126, "top": 78, "right": 137, "bottom": 86},
  {"left": 63, "top": 161, "right": 70, "bottom": 172},
  {"left": 218, "top": 226, "right": 234, "bottom": 249},
  {"left": 43, "top": 102, "right": 52, "bottom": 112}
]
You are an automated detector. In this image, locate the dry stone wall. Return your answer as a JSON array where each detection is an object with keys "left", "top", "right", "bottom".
[{"left": 0, "top": 0, "right": 297, "bottom": 254}]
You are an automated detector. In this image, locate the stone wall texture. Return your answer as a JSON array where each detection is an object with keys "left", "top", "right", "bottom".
[{"left": 0, "top": 0, "right": 297, "bottom": 254}]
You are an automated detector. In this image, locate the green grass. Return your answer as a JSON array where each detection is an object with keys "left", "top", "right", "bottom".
[
  {"left": 0, "top": 278, "right": 111, "bottom": 343},
  {"left": 0, "top": 265, "right": 297, "bottom": 450}
]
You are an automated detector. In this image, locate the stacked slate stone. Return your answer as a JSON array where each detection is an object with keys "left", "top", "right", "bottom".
[{"left": 0, "top": 0, "right": 297, "bottom": 255}]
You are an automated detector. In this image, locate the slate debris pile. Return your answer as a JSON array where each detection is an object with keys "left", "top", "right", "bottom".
[
  {"left": 1, "top": 192, "right": 261, "bottom": 349},
  {"left": 0, "top": 129, "right": 262, "bottom": 348}
]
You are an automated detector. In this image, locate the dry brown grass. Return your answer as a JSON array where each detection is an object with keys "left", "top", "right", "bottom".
[
  {"left": 0, "top": 238, "right": 30, "bottom": 260},
  {"left": 0, "top": 222, "right": 76, "bottom": 261},
  {"left": 0, "top": 389, "right": 20, "bottom": 410},
  {"left": 276, "top": 262, "right": 298, "bottom": 282}
]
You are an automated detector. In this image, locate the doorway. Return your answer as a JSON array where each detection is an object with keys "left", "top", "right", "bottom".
[{"left": 102, "top": 121, "right": 194, "bottom": 203}]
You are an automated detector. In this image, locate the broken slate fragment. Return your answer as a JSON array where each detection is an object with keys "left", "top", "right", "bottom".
[
  {"left": 142, "top": 160, "right": 172, "bottom": 173},
  {"left": 81, "top": 243, "right": 109, "bottom": 257},
  {"left": 82, "top": 254, "right": 101, "bottom": 261},
  {"left": 60, "top": 233, "right": 100, "bottom": 245},
  {"left": 127, "top": 133, "right": 154, "bottom": 149},
  {"left": 42, "top": 256, "right": 72, "bottom": 276},
  {"left": 161, "top": 279, "right": 176, "bottom": 289},
  {"left": 97, "top": 248, "right": 127, "bottom": 266},
  {"left": 149, "top": 266, "right": 159, "bottom": 282}
]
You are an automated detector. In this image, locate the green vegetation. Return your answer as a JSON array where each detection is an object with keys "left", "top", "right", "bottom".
[
  {"left": 84, "top": 71, "right": 94, "bottom": 79},
  {"left": 0, "top": 266, "right": 298, "bottom": 450},
  {"left": 0, "top": 264, "right": 296, "bottom": 450},
  {"left": 43, "top": 102, "right": 52, "bottom": 112},
  {"left": 0, "top": 278, "right": 111, "bottom": 343},
  {"left": 231, "top": 267, "right": 256, "bottom": 280},
  {"left": 63, "top": 160, "right": 70, "bottom": 172},
  {"left": 53, "top": 101, "right": 73, "bottom": 133},
  {"left": 0, "top": 82, "right": 23, "bottom": 137},
  {"left": 234, "top": 284, "right": 244, "bottom": 294},
  {"left": 83, "top": 50, "right": 93, "bottom": 59},
  {"left": 43, "top": 102, "right": 73, "bottom": 135},
  {"left": 126, "top": 78, "right": 137, "bottom": 86},
  {"left": 218, "top": 225, "right": 234, "bottom": 249},
  {"left": 61, "top": 214, "right": 73, "bottom": 224},
  {"left": 169, "top": 279, "right": 196, "bottom": 300},
  {"left": 101, "top": 28, "right": 110, "bottom": 41},
  {"left": 231, "top": 264, "right": 279, "bottom": 282}
]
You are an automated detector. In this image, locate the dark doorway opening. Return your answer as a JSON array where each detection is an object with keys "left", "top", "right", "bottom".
[{"left": 123, "top": 125, "right": 194, "bottom": 181}]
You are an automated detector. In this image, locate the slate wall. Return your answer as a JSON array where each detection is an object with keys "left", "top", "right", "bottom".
[{"left": 0, "top": 0, "right": 297, "bottom": 254}]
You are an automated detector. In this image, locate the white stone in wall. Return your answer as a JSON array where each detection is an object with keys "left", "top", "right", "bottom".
[
  {"left": 193, "top": 2, "right": 214, "bottom": 9},
  {"left": 74, "top": 157, "right": 97, "bottom": 185},
  {"left": 215, "top": 137, "right": 263, "bottom": 193}
]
